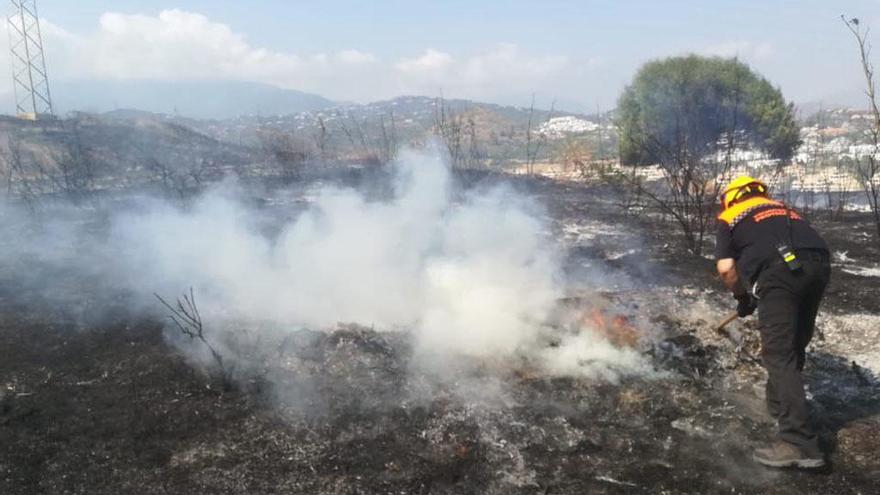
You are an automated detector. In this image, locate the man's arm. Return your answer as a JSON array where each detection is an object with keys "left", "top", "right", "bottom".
[
  {"left": 715, "top": 224, "right": 755, "bottom": 317},
  {"left": 718, "top": 257, "right": 756, "bottom": 317},
  {"left": 714, "top": 222, "right": 747, "bottom": 296},
  {"left": 717, "top": 258, "right": 747, "bottom": 296}
]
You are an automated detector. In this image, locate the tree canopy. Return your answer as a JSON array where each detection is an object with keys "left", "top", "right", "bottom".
[{"left": 617, "top": 55, "right": 800, "bottom": 165}]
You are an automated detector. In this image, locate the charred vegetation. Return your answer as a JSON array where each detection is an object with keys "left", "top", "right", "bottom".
[{"left": 0, "top": 169, "right": 878, "bottom": 493}]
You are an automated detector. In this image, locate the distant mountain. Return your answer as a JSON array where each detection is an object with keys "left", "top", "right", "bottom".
[
  {"left": 42, "top": 80, "right": 337, "bottom": 120},
  {"left": 328, "top": 95, "right": 578, "bottom": 128},
  {"left": 165, "top": 95, "right": 598, "bottom": 164},
  {"left": 796, "top": 88, "right": 870, "bottom": 118},
  {"left": 189, "top": 95, "right": 582, "bottom": 143}
]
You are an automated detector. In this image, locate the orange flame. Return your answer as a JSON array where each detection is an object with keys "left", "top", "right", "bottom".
[{"left": 579, "top": 308, "right": 640, "bottom": 347}]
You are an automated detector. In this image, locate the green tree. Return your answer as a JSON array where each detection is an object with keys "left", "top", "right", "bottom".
[
  {"left": 615, "top": 55, "right": 800, "bottom": 254},
  {"left": 619, "top": 55, "right": 800, "bottom": 166}
]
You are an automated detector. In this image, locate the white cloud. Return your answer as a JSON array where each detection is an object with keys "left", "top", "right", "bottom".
[
  {"left": 0, "top": 9, "right": 580, "bottom": 105},
  {"left": 0, "top": 10, "right": 378, "bottom": 98},
  {"left": 394, "top": 44, "right": 570, "bottom": 101},
  {"left": 336, "top": 49, "right": 378, "bottom": 65},
  {"left": 396, "top": 48, "right": 455, "bottom": 74},
  {"left": 88, "top": 10, "right": 337, "bottom": 85},
  {"left": 702, "top": 41, "right": 775, "bottom": 62},
  {"left": 462, "top": 43, "right": 568, "bottom": 84}
]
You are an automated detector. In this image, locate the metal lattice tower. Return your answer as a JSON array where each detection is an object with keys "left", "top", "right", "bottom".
[{"left": 7, "top": 0, "right": 53, "bottom": 120}]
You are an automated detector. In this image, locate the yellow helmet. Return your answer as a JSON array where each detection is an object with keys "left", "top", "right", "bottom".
[{"left": 720, "top": 175, "right": 768, "bottom": 210}]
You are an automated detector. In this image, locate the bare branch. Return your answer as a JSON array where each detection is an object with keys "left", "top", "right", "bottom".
[
  {"left": 154, "top": 288, "right": 233, "bottom": 390},
  {"left": 843, "top": 14, "right": 880, "bottom": 241}
]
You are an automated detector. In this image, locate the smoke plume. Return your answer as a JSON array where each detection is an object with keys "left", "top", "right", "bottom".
[{"left": 0, "top": 148, "right": 653, "bottom": 380}]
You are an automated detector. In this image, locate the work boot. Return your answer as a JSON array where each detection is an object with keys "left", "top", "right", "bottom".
[{"left": 753, "top": 441, "right": 825, "bottom": 469}]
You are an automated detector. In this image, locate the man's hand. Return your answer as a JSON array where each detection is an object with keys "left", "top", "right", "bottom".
[
  {"left": 716, "top": 258, "right": 739, "bottom": 291},
  {"left": 735, "top": 293, "right": 757, "bottom": 317}
]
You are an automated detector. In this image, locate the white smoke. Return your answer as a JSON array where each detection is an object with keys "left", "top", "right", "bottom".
[
  {"left": 540, "top": 332, "right": 656, "bottom": 382},
  {"left": 2, "top": 148, "right": 653, "bottom": 379}
]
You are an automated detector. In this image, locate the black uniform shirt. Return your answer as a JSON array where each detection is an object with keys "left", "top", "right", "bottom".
[{"left": 714, "top": 203, "right": 828, "bottom": 286}]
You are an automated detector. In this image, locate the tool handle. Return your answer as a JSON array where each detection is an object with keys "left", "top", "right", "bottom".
[{"left": 715, "top": 311, "right": 739, "bottom": 333}]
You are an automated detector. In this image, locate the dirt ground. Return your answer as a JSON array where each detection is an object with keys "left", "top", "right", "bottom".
[{"left": 1, "top": 175, "right": 879, "bottom": 494}]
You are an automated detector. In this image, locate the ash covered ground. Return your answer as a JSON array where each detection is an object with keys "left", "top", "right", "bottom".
[{"left": 1, "top": 161, "right": 879, "bottom": 494}]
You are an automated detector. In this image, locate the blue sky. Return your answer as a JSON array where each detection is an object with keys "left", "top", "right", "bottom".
[{"left": 15, "top": 0, "right": 880, "bottom": 111}]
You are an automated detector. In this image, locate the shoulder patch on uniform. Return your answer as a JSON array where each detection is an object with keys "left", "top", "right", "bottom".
[{"left": 753, "top": 208, "right": 802, "bottom": 223}]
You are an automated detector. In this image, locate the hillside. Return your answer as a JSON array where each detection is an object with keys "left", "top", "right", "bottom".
[
  {"left": 172, "top": 96, "right": 605, "bottom": 166},
  {"left": 4, "top": 80, "right": 338, "bottom": 120},
  {"left": 0, "top": 113, "right": 254, "bottom": 198}
]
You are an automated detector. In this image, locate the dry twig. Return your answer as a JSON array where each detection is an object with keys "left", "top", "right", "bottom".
[{"left": 154, "top": 288, "right": 233, "bottom": 389}]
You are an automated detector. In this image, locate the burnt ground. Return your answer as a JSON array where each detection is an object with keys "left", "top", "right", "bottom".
[{"left": 2, "top": 175, "right": 880, "bottom": 494}]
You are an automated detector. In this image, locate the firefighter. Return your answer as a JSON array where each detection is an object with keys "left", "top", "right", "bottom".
[{"left": 715, "top": 175, "right": 830, "bottom": 469}]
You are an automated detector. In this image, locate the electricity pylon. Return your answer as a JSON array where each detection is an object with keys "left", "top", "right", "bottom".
[{"left": 7, "top": 0, "right": 53, "bottom": 120}]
